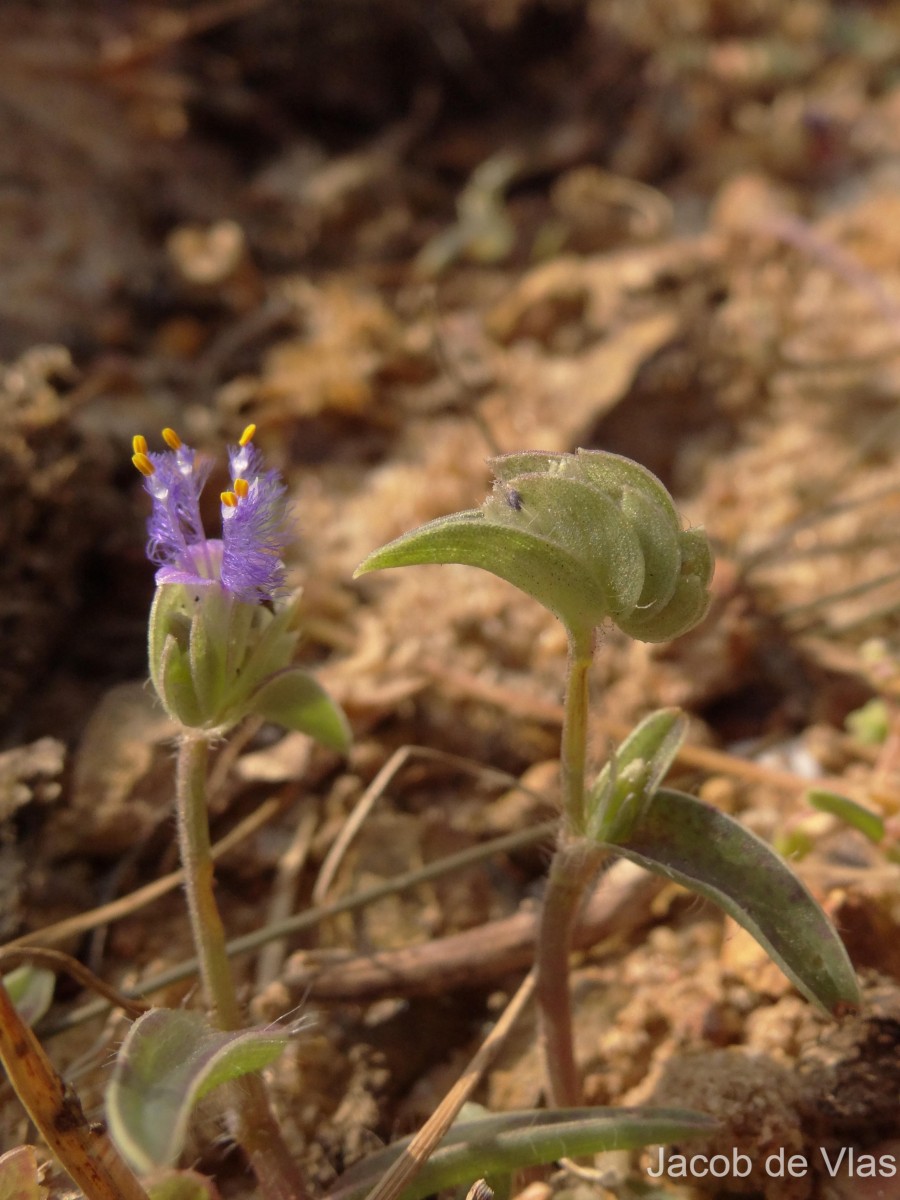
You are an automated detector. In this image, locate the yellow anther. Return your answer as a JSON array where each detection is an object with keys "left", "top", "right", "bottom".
[
  {"left": 221, "top": 490, "right": 238, "bottom": 507},
  {"left": 132, "top": 452, "right": 155, "bottom": 477},
  {"left": 234, "top": 477, "right": 249, "bottom": 499},
  {"left": 239, "top": 423, "right": 256, "bottom": 447},
  {"left": 132, "top": 434, "right": 148, "bottom": 456},
  {"left": 162, "top": 427, "right": 182, "bottom": 450}
]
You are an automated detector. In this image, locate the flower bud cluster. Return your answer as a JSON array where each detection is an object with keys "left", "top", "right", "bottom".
[
  {"left": 485, "top": 450, "right": 713, "bottom": 642},
  {"left": 356, "top": 447, "right": 713, "bottom": 645}
]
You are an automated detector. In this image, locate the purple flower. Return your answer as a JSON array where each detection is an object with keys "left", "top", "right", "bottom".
[{"left": 132, "top": 425, "right": 288, "bottom": 603}]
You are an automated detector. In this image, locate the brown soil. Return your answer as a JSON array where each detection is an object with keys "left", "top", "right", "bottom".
[{"left": 4, "top": 2, "right": 900, "bottom": 1198}]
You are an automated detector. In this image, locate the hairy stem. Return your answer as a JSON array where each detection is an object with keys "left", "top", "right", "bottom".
[
  {"left": 536, "top": 627, "right": 604, "bottom": 1106},
  {"left": 175, "top": 732, "right": 309, "bottom": 1200},
  {"left": 535, "top": 840, "right": 605, "bottom": 1106},
  {"left": 175, "top": 734, "right": 241, "bottom": 1028}
]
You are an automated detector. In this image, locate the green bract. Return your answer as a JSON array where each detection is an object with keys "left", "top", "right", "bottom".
[
  {"left": 148, "top": 584, "right": 350, "bottom": 748},
  {"left": 355, "top": 449, "right": 713, "bottom": 643},
  {"left": 586, "top": 708, "right": 687, "bottom": 843}
]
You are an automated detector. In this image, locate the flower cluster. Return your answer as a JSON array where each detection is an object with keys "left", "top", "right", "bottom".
[{"left": 132, "top": 425, "right": 287, "bottom": 604}]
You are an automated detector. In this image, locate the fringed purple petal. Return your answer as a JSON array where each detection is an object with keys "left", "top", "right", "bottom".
[
  {"left": 137, "top": 430, "right": 289, "bottom": 605},
  {"left": 220, "top": 470, "right": 289, "bottom": 603},
  {"left": 144, "top": 446, "right": 213, "bottom": 567}
]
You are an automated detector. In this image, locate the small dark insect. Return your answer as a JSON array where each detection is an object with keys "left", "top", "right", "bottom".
[{"left": 505, "top": 487, "right": 523, "bottom": 511}]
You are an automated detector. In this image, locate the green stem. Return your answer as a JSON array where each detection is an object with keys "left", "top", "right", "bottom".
[
  {"left": 175, "top": 733, "right": 309, "bottom": 1200},
  {"left": 535, "top": 627, "right": 603, "bottom": 1107},
  {"left": 175, "top": 734, "right": 241, "bottom": 1028},
  {"left": 560, "top": 629, "right": 593, "bottom": 834}
]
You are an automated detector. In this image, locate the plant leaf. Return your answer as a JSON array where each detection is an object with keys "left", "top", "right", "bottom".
[
  {"left": 807, "top": 788, "right": 884, "bottom": 844},
  {"left": 600, "top": 787, "right": 860, "bottom": 1015},
  {"left": 0, "top": 1146, "right": 44, "bottom": 1200},
  {"left": 2, "top": 967, "right": 55, "bottom": 1028},
  {"left": 106, "top": 1009, "right": 292, "bottom": 1173},
  {"left": 355, "top": 510, "right": 608, "bottom": 639},
  {"left": 246, "top": 667, "right": 351, "bottom": 751},
  {"left": 327, "top": 1107, "right": 717, "bottom": 1200}
]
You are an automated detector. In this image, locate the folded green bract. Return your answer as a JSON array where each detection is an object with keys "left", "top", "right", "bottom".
[{"left": 356, "top": 449, "right": 714, "bottom": 644}]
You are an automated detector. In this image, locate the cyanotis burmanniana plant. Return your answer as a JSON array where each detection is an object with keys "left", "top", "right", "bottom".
[{"left": 131, "top": 424, "right": 348, "bottom": 746}]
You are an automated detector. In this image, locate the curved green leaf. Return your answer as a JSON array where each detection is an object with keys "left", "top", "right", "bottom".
[
  {"left": 106, "top": 1009, "right": 292, "bottom": 1172},
  {"left": 807, "top": 789, "right": 884, "bottom": 844},
  {"left": 600, "top": 788, "right": 860, "bottom": 1015},
  {"left": 148, "top": 586, "right": 195, "bottom": 693},
  {"left": 327, "top": 1107, "right": 718, "bottom": 1200},
  {"left": 355, "top": 510, "right": 608, "bottom": 637},
  {"left": 3, "top": 967, "right": 55, "bottom": 1028},
  {"left": 486, "top": 453, "right": 691, "bottom": 625},
  {"left": 247, "top": 667, "right": 351, "bottom": 752}
]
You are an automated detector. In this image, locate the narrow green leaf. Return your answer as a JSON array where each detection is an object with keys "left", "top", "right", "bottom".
[
  {"left": 327, "top": 1108, "right": 718, "bottom": 1200},
  {"left": 807, "top": 789, "right": 884, "bottom": 843},
  {"left": 223, "top": 594, "right": 257, "bottom": 682},
  {"left": 602, "top": 788, "right": 860, "bottom": 1015},
  {"left": 355, "top": 511, "right": 606, "bottom": 637},
  {"left": 247, "top": 667, "right": 351, "bottom": 752},
  {"left": 106, "top": 1009, "right": 291, "bottom": 1173},
  {"left": 3, "top": 967, "right": 55, "bottom": 1028}
]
